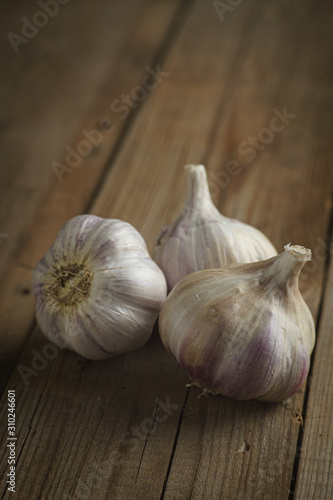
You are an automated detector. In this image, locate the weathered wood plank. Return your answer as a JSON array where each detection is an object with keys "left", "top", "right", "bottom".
[
  {"left": 0, "top": 0, "right": 184, "bottom": 392},
  {"left": 0, "top": 325, "right": 188, "bottom": 499},
  {"left": 294, "top": 240, "right": 333, "bottom": 499},
  {"left": 0, "top": 0, "right": 152, "bottom": 280},
  {"left": 163, "top": 394, "right": 304, "bottom": 500}
]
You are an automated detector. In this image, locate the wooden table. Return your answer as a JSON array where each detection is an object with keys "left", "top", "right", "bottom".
[{"left": 1, "top": 1, "right": 332, "bottom": 498}]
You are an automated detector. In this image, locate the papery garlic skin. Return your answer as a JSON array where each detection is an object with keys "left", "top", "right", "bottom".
[
  {"left": 159, "top": 244, "right": 315, "bottom": 402},
  {"left": 154, "top": 164, "right": 277, "bottom": 291},
  {"left": 32, "top": 215, "right": 167, "bottom": 360}
]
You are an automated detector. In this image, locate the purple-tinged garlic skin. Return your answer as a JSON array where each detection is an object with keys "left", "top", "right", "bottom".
[
  {"left": 32, "top": 215, "right": 167, "bottom": 360},
  {"left": 158, "top": 244, "right": 315, "bottom": 402},
  {"left": 153, "top": 164, "right": 277, "bottom": 291}
]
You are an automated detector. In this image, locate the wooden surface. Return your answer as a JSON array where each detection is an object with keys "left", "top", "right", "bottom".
[{"left": 0, "top": 1, "right": 332, "bottom": 499}]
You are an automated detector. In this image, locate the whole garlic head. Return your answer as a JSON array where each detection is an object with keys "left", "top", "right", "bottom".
[
  {"left": 154, "top": 164, "right": 277, "bottom": 291},
  {"left": 32, "top": 215, "right": 167, "bottom": 360},
  {"left": 159, "top": 244, "right": 316, "bottom": 402}
]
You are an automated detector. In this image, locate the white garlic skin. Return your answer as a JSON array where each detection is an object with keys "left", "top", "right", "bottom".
[
  {"left": 154, "top": 164, "right": 277, "bottom": 291},
  {"left": 32, "top": 215, "right": 167, "bottom": 360},
  {"left": 159, "top": 244, "right": 315, "bottom": 402}
]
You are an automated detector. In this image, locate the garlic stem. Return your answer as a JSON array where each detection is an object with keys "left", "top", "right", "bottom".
[
  {"left": 183, "top": 164, "right": 219, "bottom": 216},
  {"left": 266, "top": 244, "right": 312, "bottom": 289},
  {"left": 48, "top": 264, "right": 92, "bottom": 306},
  {"left": 284, "top": 243, "right": 312, "bottom": 261}
]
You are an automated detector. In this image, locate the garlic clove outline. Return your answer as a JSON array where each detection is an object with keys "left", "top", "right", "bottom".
[
  {"left": 32, "top": 214, "right": 167, "bottom": 360},
  {"left": 158, "top": 243, "right": 316, "bottom": 402},
  {"left": 153, "top": 164, "right": 277, "bottom": 291}
]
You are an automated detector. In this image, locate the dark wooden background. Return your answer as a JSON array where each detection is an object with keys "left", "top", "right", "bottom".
[{"left": 0, "top": 1, "right": 332, "bottom": 498}]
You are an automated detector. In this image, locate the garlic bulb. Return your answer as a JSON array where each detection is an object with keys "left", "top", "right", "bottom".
[
  {"left": 32, "top": 215, "right": 167, "bottom": 360},
  {"left": 154, "top": 164, "right": 277, "bottom": 290},
  {"left": 159, "top": 244, "right": 316, "bottom": 402}
]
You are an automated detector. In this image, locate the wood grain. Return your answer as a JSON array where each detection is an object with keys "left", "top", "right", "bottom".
[
  {"left": 0, "top": 0, "right": 184, "bottom": 392},
  {"left": 0, "top": 0, "right": 332, "bottom": 499},
  {"left": 0, "top": 0, "right": 153, "bottom": 279},
  {"left": 0, "top": 325, "right": 188, "bottom": 499},
  {"left": 294, "top": 237, "right": 333, "bottom": 499}
]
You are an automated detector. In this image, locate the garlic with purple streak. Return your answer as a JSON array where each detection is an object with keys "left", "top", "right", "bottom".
[
  {"left": 32, "top": 215, "right": 167, "bottom": 360},
  {"left": 153, "top": 164, "right": 277, "bottom": 291},
  {"left": 159, "top": 244, "right": 315, "bottom": 402}
]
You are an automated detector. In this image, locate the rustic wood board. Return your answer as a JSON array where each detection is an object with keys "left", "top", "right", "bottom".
[
  {"left": 294, "top": 242, "right": 333, "bottom": 500},
  {"left": 0, "top": 0, "right": 333, "bottom": 499}
]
